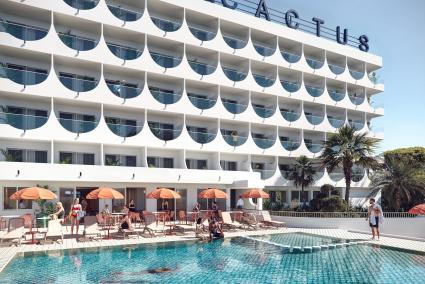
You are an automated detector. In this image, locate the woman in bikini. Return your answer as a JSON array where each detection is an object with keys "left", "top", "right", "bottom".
[{"left": 70, "top": 198, "right": 82, "bottom": 237}]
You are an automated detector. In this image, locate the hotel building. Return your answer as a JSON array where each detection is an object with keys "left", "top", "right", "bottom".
[{"left": 0, "top": 0, "right": 384, "bottom": 215}]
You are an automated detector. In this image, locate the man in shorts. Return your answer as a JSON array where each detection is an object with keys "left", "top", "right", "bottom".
[{"left": 367, "top": 198, "right": 383, "bottom": 240}]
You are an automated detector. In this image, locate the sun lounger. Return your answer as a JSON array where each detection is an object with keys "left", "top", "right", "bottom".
[
  {"left": 221, "top": 212, "right": 244, "bottom": 230},
  {"left": 141, "top": 214, "right": 165, "bottom": 237},
  {"left": 44, "top": 219, "right": 64, "bottom": 243},
  {"left": 261, "top": 211, "right": 286, "bottom": 228},
  {"left": 240, "top": 213, "right": 262, "bottom": 230},
  {"left": 0, "top": 218, "right": 25, "bottom": 246},
  {"left": 83, "top": 216, "right": 102, "bottom": 240}
]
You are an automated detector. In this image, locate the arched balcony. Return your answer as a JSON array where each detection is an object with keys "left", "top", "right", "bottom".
[
  {"left": 351, "top": 166, "right": 366, "bottom": 182},
  {"left": 279, "top": 128, "right": 301, "bottom": 151},
  {"left": 148, "top": 1, "right": 183, "bottom": 32},
  {"left": 328, "top": 167, "right": 344, "bottom": 182},
  {"left": 348, "top": 58, "right": 365, "bottom": 80},
  {"left": 0, "top": 1, "right": 50, "bottom": 41},
  {"left": 304, "top": 131, "right": 325, "bottom": 154},
  {"left": 304, "top": 103, "right": 325, "bottom": 126},
  {"left": 252, "top": 156, "right": 276, "bottom": 180},
  {"left": 147, "top": 112, "right": 183, "bottom": 141},
  {"left": 63, "top": 0, "right": 99, "bottom": 10},
  {"left": 347, "top": 111, "right": 365, "bottom": 131},
  {"left": 186, "top": 11, "right": 218, "bottom": 42},
  {"left": 251, "top": 29, "right": 276, "bottom": 57},
  {"left": 327, "top": 79, "right": 346, "bottom": 102},
  {"left": 327, "top": 107, "right": 346, "bottom": 129},
  {"left": 279, "top": 38, "right": 302, "bottom": 64},
  {"left": 279, "top": 158, "right": 296, "bottom": 180},
  {"left": 55, "top": 57, "right": 100, "bottom": 92},
  {"left": 148, "top": 74, "right": 183, "bottom": 105},
  {"left": 56, "top": 102, "right": 100, "bottom": 134},
  {"left": 221, "top": 20, "right": 249, "bottom": 50},
  {"left": 104, "top": 26, "right": 144, "bottom": 61},
  {"left": 279, "top": 69, "right": 302, "bottom": 93},
  {"left": 186, "top": 46, "right": 218, "bottom": 76},
  {"left": 106, "top": 0, "right": 144, "bottom": 22},
  {"left": 251, "top": 124, "right": 276, "bottom": 149},
  {"left": 251, "top": 61, "right": 276, "bottom": 88},
  {"left": 104, "top": 107, "right": 143, "bottom": 138},
  {"left": 251, "top": 93, "right": 276, "bottom": 119},
  {"left": 347, "top": 84, "right": 366, "bottom": 105},
  {"left": 186, "top": 116, "right": 217, "bottom": 144},
  {"left": 104, "top": 66, "right": 144, "bottom": 99},
  {"left": 367, "top": 64, "right": 382, "bottom": 85},
  {"left": 304, "top": 74, "right": 325, "bottom": 98},
  {"left": 55, "top": 14, "right": 100, "bottom": 52},
  {"left": 221, "top": 87, "right": 248, "bottom": 114},
  {"left": 327, "top": 52, "right": 346, "bottom": 75},
  {"left": 147, "top": 37, "right": 183, "bottom": 68},
  {"left": 221, "top": 121, "right": 249, "bottom": 147},
  {"left": 186, "top": 81, "right": 218, "bottom": 110},
  {"left": 221, "top": 54, "right": 248, "bottom": 82},
  {"left": 279, "top": 99, "right": 301, "bottom": 122},
  {"left": 0, "top": 48, "right": 50, "bottom": 86},
  {"left": 0, "top": 95, "right": 50, "bottom": 131},
  {"left": 304, "top": 46, "right": 325, "bottom": 70}
]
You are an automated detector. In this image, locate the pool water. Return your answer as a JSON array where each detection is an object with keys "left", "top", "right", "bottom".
[
  {"left": 251, "top": 232, "right": 360, "bottom": 247},
  {"left": 0, "top": 235, "right": 424, "bottom": 284}
]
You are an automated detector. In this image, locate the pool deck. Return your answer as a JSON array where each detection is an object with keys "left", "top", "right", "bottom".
[{"left": 0, "top": 228, "right": 424, "bottom": 272}]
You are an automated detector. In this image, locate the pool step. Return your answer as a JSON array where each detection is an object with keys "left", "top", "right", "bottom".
[{"left": 242, "top": 236, "right": 367, "bottom": 254}]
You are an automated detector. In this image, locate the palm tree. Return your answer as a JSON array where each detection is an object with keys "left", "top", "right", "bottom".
[
  {"left": 0, "top": 149, "right": 16, "bottom": 162},
  {"left": 320, "top": 125, "right": 379, "bottom": 203},
  {"left": 371, "top": 157, "right": 425, "bottom": 210},
  {"left": 287, "top": 155, "right": 316, "bottom": 205}
]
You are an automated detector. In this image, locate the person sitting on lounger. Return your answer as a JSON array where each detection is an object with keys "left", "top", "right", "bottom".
[
  {"left": 209, "top": 220, "right": 224, "bottom": 241},
  {"left": 119, "top": 214, "right": 133, "bottom": 231}
]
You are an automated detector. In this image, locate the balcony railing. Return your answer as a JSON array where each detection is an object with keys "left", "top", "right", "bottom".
[
  {"left": 222, "top": 132, "right": 248, "bottom": 147},
  {"left": 223, "top": 34, "right": 247, "bottom": 49},
  {"left": 0, "top": 20, "right": 48, "bottom": 41},
  {"left": 0, "top": 112, "right": 48, "bottom": 130},
  {"left": 187, "top": 129, "right": 216, "bottom": 144},
  {"left": 281, "top": 110, "right": 300, "bottom": 122},
  {"left": 280, "top": 169, "right": 296, "bottom": 180},
  {"left": 150, "top": 88, "right": 181, "bottom": 104},
  {"left": 253, "top": 105, "right": 275, "bottom": 118},
  {"left": 0, "top": 66, "right": 48, "bottom": 85},
  {"left": 329, "top": 172, "right": 344, "bottom": 181},
  {"left": 150, "top": 51, "right": 182, "bottom": 68},
  {"left": 281, "top": 51, "right": 301, "bottom": 63},
  {"left": 306, "top": 57, "right": 324, "bottom": 69},
  {"left": 222, "top": 67, "right": 247, "bottom": 82},
  {"left": 59, "top": 75, "right": 97, "bottom": 92},
  {"left": 106, "top": 42, "right": 143, "bottom": 60},
  {"left": 281, "top": 80, "right": 301, "bottom": 93},
  {"left": 106, "top": 3, "right": 143, "bottom": 22},
  {"left": 64, "top": 0, "right": 99, "bottom": 10},
  {"left": 305, "top": 85, "right": 324, "bottom": 97},
  {"left": 328, "top": 63, "right": 345, "bottom": 75},
  {"left": 253, "top": 73, "right": 275, "bottom": 87},
  {"left": 349, "top": 69, "right": 364, "bottom": 80},
  {"left": 188, "top": 25, "right": 216, "bottom": 41},
  {"left": 351, "top": 171, "right": 365, "bottom": 182},
  {"left": 305, "top": 113, "right": 324, "bottom": 125},
  {"left": 314, "top": 171, "right": 325, "bottom": 180},
  {"left": 253, "top": 42, "right": 275, "bottom": 57},
  {"left": 188, "top": 60, "right": 216, "bottom": 75},
  {"left": 305, "top": 141, "right": 323, "bottom": 153},
  {"left": 253, "top": 169, "right": 275, "bottom": 180},
  {"left": 328, "top": 117, "right": 345, "bottom": 128},
  {"left": 106, "top": 82, "right": 142, "bottom": 99},
  {"left": 58, "top": 33, "right": 97, "bottom": 51},
  {"left": 222, "top": 100, "right": 247, "bottom": 114},
  {"left": 149, "top": 126, "right": 182, "bottom": 141},
  {"left": 253, "top": 136, "right": 275, "bottom": 149},
  {"left": 150, "top": 15, "right": 181, "bottom": 32},
  {"left": 281, "top": 139, "right": 301, "bottom": 151},
  {"left": 59, "top": 117, "right": 97, "bottom": 133},
  {"left": 106, "top": 122, "right": 141, "bottom": 137},
  {"left": 349, "top": 120, "right": 364, "bottom": 131},
  {"left": 328, "top": 90, "right": 345, "bottom": 101},
  {"left": 348, "top": 95, "right": 365, "bottom": 105},
  {"left": 187, "top": 94, "right": 216, "bottom": 110}
]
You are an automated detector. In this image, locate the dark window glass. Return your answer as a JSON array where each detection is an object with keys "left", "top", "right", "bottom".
[
  {"left": 125, "top": 155, "right": 137, "bottom": 167},
  {"left": 35, "top": 151, "right": 47, "bottom": 163},
  {"left": 7, "top": 149, "right": 23, "bottom": 162},
  {"left": 83, "top": 153, "right": 95, "bottom": 165},
  {"left": 163, "top": 158, "right": 174, "bottom": 168}
]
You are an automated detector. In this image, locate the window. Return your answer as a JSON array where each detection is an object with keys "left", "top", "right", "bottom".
[
  {"left": 7, "top": 149, "right": 23, "bottom": 162},
  {"left": 269, "top": 191, "right": 277, "bottom": 202},
  {"left": 220, "top": 160, "right": 237, "bottom": 171},
  {"left": 291, "top": 191, "right": 300, "bottom": 202},
  {"left": 59, "top": 152, "right": 95, "bottom": 165},
  {"left": 125, "top": 155, "right": 137, "bottom": 167},
  {"left": 300, "top": 191, "right": 309, "bottom": 202},
  {"left": 59, "top": 152, "right": 73, "bottom": 164},
  {"left": 186, "top": 159, "right": 207, "bottom": 170},
  {"left": 5, "top": 149, "right": 47, "bottom": 163},
  {"left": 147, "top": 157, "right": 174, "bottom": 168},
  {"left": 313, "top": 191, "right": 321, "bottom": 199},
  {"left": 83, "top": 153, "right": 95, "bottom": 165},
  {"left": 3, "top": 187, "right": 32, "bottom": 210}
]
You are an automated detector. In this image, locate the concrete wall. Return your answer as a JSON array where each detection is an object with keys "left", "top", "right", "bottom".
[{"left": 272, "top": 215, "right": 425, "bottom": 240}]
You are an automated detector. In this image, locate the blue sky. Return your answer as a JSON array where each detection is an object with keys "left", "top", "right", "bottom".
[{"left": 265, "top": 0, "right": 425, "bottom": 152}]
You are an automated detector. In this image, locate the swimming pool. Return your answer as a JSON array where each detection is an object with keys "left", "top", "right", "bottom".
[{"left": 0, "top": 234, "right": 424, "bottom": 283}]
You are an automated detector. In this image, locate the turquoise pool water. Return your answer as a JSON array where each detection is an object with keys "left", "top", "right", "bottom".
[
  {"left": 0, "top": 235, "right": 424, "bottom": 283},
  {"left": 251, "top": 232, "right": 360, "bottom": 247}
]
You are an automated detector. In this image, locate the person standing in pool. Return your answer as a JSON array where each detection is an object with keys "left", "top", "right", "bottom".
[{"left": 367, "top": 198, "right": 384, "bottom": 240}]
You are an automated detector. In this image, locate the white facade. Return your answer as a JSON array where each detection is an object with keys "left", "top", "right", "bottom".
[{"left": 0, "top": 0, "right": 384, "bottom": 215}]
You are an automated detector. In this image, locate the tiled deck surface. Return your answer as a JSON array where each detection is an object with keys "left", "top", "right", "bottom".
[{"left": 0, "top": 227, "right": 424, "bottom": 272}]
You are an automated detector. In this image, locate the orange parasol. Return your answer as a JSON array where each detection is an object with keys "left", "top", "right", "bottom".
[
  {"left": 408, "top": 204, "right": 425, "bottom": 215},
  {"left": 147, "top": 188, "right": 181, "bottom": 199},
  {"left": 241, "top": 189, "right": 270, "bottom": 199},
  {"left": 198, "top": 188, "right": 228, "bottom": 199},
  {"left": 86, "top": 187, "right": 124, "bottom": 199},
  {"left": 10, "top": 187, "right": 57, "bottom": 200}
]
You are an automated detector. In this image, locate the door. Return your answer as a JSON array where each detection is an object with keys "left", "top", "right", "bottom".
[
  {"left": 230, "top": 189, "right": 237, "bottom": 209},
  {"left": 76, "top": 187, "right": 98, "bottom": 216}
]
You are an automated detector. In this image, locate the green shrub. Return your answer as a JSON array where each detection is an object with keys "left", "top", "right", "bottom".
[{"left": 320, "top": 196, "right": 350, "bottom": 212}]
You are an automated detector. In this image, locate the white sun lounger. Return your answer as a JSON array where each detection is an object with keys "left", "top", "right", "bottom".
[
  {"left": 44, "top": 219, "right": 64, "bottom": 243},
  {"left": 221, "top": 212, "right": 244, "bottom": 230},
  {"left": 261, "top": 211, "right": 286, "bottom": 228},
  {"left": 0, "top": 218, "right": 25, "bottom": 246},
  {"left": 83, "top": 216, "right": 102, "bottom": 240}
]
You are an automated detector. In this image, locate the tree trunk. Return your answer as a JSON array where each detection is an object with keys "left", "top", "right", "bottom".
[
  {"left": 343, "top": 162, "right": 353, "bottom": 203},
  {"left": 301, "top": 185, "right": 305, "bottom": 205}
]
